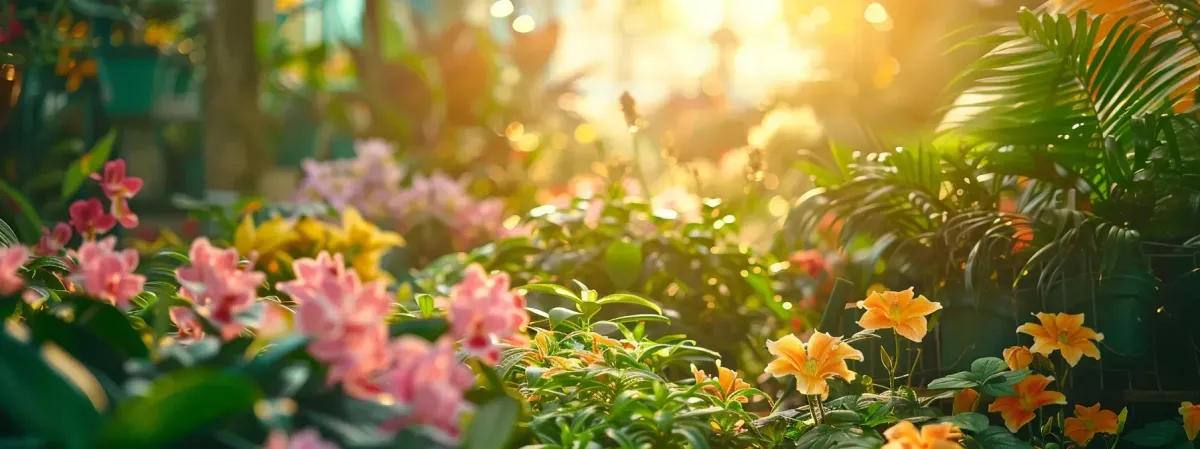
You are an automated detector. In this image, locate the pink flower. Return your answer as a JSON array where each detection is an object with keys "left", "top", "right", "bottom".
[
  {"left": 443, "top": 264, "right": 530, "bottom": 364},
  {"left": 378, "top": 336, "right": 475, "bottom": 441},
  {"left": 33, "top": 222, "right": 72, "bottom": 256},
  {"left": 91, "top": 159, "right": 143, "bottom": 228},
  {"left": 650, "top": 186, "right": 701, "bottom": 222},
  {"left": 390, "top": 172, "right": 469, "bottom": 230},
  {"left": 169, "top": 306, "right": 205, "bottom": 342},
  {"left": 175, "top": 238, "right": 265, "bottom": 340},
  {"left": 69, "top": 199, "right": 116, "bottom": 240},
  {"left": 71, "top": 238, "right": 145, "bottom": 309},
  {"left": 0, "top": 245, "right": 29, "bottom": 295},
  {"left": 277, "top": 252, "right": 392, "bottom": 398},
  {"left": 264, "top": 428, "right": 340, "bottom": 449}
]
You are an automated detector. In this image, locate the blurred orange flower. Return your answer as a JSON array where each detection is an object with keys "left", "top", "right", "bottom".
[
  {"left": 55, "top": 47, "right": 96, "bottom": 92},
  {"left": 788, "top": 249, "right": 826, "bottom": 278},
  {"left": 1003, "top": 346, "right": 1033, "bottom": 371},
  {"left": 952, "top": 388, "right": 979, "bottom": 415},
  {"left": 1182, "top": 402, "right": 1200, "bottom": 441},
  {"left": 691, "top": 360, "right": 751, "bottom": 403},
  {"left": 881, "top": 421, "right": 962, "bottom": 449},
  {"left": 987, "top": 374, "right": 1066, "bottom": 432},
  {"left": 764, "top": 331, "right": 863, "bottom": 399},
  {"left": 855, "top": 287, "right": 942, "bottom": 342},
  {"left": 1017, "top": 312, "right": 1103, "bottom": 366},
  {"left": 1064, "top": 403, "right": 1119, "bottom": 446}
]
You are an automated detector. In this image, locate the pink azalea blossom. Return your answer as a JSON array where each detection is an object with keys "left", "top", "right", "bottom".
[
  {"left": 90, "top": 159, "right": 143, "bottom": 228},
  {"left": 296, "top": 140, "right": 405, "bottom": 220},
  {"left": 0, "top": 245, "right": 29, "bottom": 295},
  {"left": 169, "top": 306, "right": 205, "bottom": 342},
  {"left": 378, "top": 336, "right": 475, "bottom": 441},
  {"left": 71, "top": 237, "right": 145, "bottom": 309},
  {"left": 69, "top": 198, "right": 116, "bottom": 240},
  {"left": 276, "top": 252, "right": 392, "bottom": 398},
  {"left": 264, "top": 428, "right": 340, "bottom": 449},
  {"left": 390, "top": 172, "right": 469, "bottom": 230},
  {"left": 443, "top": 264, "right": 530, "bottom": 364},
  {"left": 175, "top": 238, "right": 265, "bottom": 340},
  {"left": 33, "top": 222, "right": 72, "bottom": 256}
]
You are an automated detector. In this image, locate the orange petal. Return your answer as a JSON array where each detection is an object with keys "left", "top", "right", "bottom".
[
  {"left": 767, "top": 334, "right": 807, "bottom": 368},
  {"left": 1003, "top": 346, "right": 1033, "bottom": 370},
  {"left": 902, "top": 294, "right": 942, "bottom": 318},
  {"left": 1035, "top": 312, "right": 1060, "bottom": 336},
  {"left": 1093, "top": 408, "right": 1119, "bottom": 434},
  {"left": 795, "top": 373, "right": 828, "bottom": 398},
  {"left": 989, "top": 397, "right": 1036, "bottom": 432},
  {"left": 765, "top": 357, "right": 800, "bottom": 377},
  {"left": 806, "top": 331, "right": 837, "bottom": 360},
  {"left": 894, "top": 316, "right": 929, "bottom": 342},
  {"left": 1054, "top": 313, "right": 1085, "bottom": 334},
  {"left": 952, "top": 388, "right": 980, "bottom": 415},
  {"left": 859, "top": 291, "right": 888, "bottom": 311},
  {"left": 857, "top": 309, "right": 896, "bottom": 330},
  {"left": 1060, "top": 344, "right": 1084, "bottom": 367},
  {"left": 883, "top": 421, "right": 920, "bottom": 442},
  {"left": 1078, "top": 340, "right": 1101, "bottom": 362},
  {"left": 1016, "top": 321, "right": 1051, "bottom": 340},
  {"left": 1064, "top": 417, "right": 1094, "bottom": 446}
]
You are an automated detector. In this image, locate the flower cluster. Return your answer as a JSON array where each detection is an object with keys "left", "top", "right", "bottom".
[
  {"left": 174, "top": 238, "right": 266, "bottom": 340},
  {"left": 68, "top": 160, "right": 143, "bottom": 241},
  {"left": 70, "top": 237, "right": 145, "bottom": 309},
  {"left": 297, "top": 140, "right": 405, "bottom": 219},
  {"left": 0, "top": 245, "right": 28, "bottom": 295},
  {"left": 378, "top": 336, "right": 476, "bottom": 440},
  {"left": 441, "top": 264, "right": 530, "bottom": 364},
  {"left": 390, "top": 172, "right": 520, "bottom": 251},
  {"left": 277, "top": 252, "right": 391, "bottom": 399}
]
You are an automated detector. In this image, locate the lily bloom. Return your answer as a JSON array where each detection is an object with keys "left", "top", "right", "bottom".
[
  {"left": 90, "top": 159, "right": 143, "bottom": 228},
  {"left": 176, "top": 238, "right": 265, "bottom": 340},
  {"left": 233, "top": 214, "right": 297, "bottom": 268},
  {"left": 952, "top": 388, "right": 979, "bottom": 415},
  {"left": 326, "top": 207, "right": 404, "bottom": 282},
  {"left": 764, "top": 331, "right": 864, "bottom": 399},
  {"left": 882, "top": 421, "right": 962, "bottom": 449},
  {"left": 0, "top": 245, "right": 29, "bottom": 295},
  {"left": 69, "top": 198, "right": 116, "bottom": 240},
  {"left": 1003, "top": 346, "right": 1033, "bottom": 371},
  {"left": 987, "top": 374, "right": 1067, "bottom": 432},
  {"left": 1064, "top": 403, "right": 1119, "bottom": 446},
  {"left": 71, "top": 238, "right": 145, "bottom": 309},
  {"left": 1182, "top": 402, "right": 1200, "bottom": 441},
  {"left": 264, "top": 428, "right": 340, "bottom": 449},
  {"left": 169, "top": 306, "right": 205, "bottom": 343},
  {"left": 691, "top": 360, "right": 752, "bottom": 403},
  {"left": 33, "top": 222, "right": 72, "bottom": 256},
  {"left": 443, "top": 264, "right": 530, "bottom": 364},
  {"left": 856, "top": 287, "right": 943, "bottom": 342},
  {"left": 1016, "top": 312, "right": 1103, "bottom": 366},
  {"left": 378, "top": 336, "right": 475, "bottom": 442}
]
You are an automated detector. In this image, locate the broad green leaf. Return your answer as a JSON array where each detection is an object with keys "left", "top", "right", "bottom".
[
  {"left": 463, "top": 396, "right": 521, "bottom": 448},
  {"left": 415, "top": 293, "right": 436, "bottom": 317},
  {"left": 969, "top": 357, "right": 1008, "bottom": 378},
  {"left": 608, "top": 314, "right": 670, "bottom": 325},
  {"left": 0, "top": 218, "right": 16, "bottom": 246},
  {"left": 596, "top": 293, "right": 662, "bottom": 315},
  {"left": 1124, "top": 420, "right": 1187, "bottom": 448},
  {"left": 68, "top": 299, "right": 150, "bottom": 359},
  {"left": 548, "top": 307, "right": 582, "bottom": 328},
  {"left": 603, "top": 240, "right": 642, "bottom": 288},
  {"left": 981, "top": 369, "right": 1029, "bottom": 397},
  {"left": 926, "top": 371, "right": 981, "bottom": 390},
  {"left": 98, "top": 369, "right": 261, "bottom": 449},
  {"left": 62, "top": 131, "right": 117, "bottom": 200},
  {"left": 0, "top": 327, "right": 102, "bottom": 449},
  {"left": 0, "top": 178, "right": 43, "bottom": 233},
  {"left": 522, "top": 284, "right": 583, "bottom": 303},
  {"left": 975, "top": 426, "right": 1034, "bottom": 449},
  {"left": 388, "top": 318, "right": 449, "bottom": 342},
  {"left": 823, "top": 410, "right": 863, "bottom": 425},
  {"left": 939, "top": 413, "right": 989, "bottom": 432}
]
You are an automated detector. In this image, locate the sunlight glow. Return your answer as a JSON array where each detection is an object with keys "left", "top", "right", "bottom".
[
  {"left": 864, "top": 3, "right": 889, "bottom": 24},
  {"left": 512, "top": 14, "right": 535, "bottom": 33},
  {"left": 489, "top": 0, "right": 514, "bottom": 18},
  {"left": 673, "top": 0, "right": 724, "bottom": 33}
]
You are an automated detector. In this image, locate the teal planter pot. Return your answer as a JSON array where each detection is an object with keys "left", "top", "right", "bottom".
[{"left": 95, "top": 46, "right": 194, "bottom": 118}]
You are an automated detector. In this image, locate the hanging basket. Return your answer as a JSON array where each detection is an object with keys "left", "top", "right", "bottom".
[{"left": 95, "top": 45, "right": 193, "bottom": 118}]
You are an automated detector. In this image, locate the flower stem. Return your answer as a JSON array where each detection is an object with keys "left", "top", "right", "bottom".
[
  {"left": 891, "top": 332, "right": 901, "bottom": 390},
  {"left": 906, "top": 347, "right": 921, "bottom": 389}
]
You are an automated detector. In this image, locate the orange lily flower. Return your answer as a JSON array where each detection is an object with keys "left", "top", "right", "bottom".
[
  {"left": 987, "top": 374, "right": 1067, "bottom": 432},
  {"left": 1003, "top": 346, "right": 1033, "bottom": 371},
  {"left": 1016, "top": 312, "right": 1103, "bottom": 366},
  {"left": 1064, "top": 403, "right": 1119, "bottom": 446},
  {"left": 952, "top": 388, "right": 980, "bottom": 415},
  {"left": 856, "top": 287, "right": 942, "bottom": 342},
  {"left": 882, "top": 421, "right": 963, "bottom": 449},
  {"left": 1182, "top": 402, "right": 1200, "bottom": 441},
  {"left": 691, "top": 360, "right": 751, "bottom": 403},
  {"left": 764, "top": 331, "right": 863, "bottom": 399}
]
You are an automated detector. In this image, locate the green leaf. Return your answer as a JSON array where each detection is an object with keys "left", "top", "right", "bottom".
[
  {"left": 68, "top": 299, "right": 150, "bottom": 359},
  {"left": 0, "top": 178, "right": 43, "bottom": 233},
  {"left": 975, "top": 426, "right": 1035, "bottom": 449},
  {"left": 596, "top": 293, "right": 662, "bottom": 315},
  {"left": 603, "top": 240, "right": 643, "bottom": 288},
  {"left": 0, "top": 327, "right": 102, "bottom": 449},
  {"left": 62, "top": 131, "right": 117, "bottom": 200},
  {"left": 415, "top": 293, "right": 436, "bottom": 317},
  {"left": 0, "top": 219, "right": 17, "bottom": 246},
  {"left": 981, "top": 369, "right": 1029, "bottom": 397},
  {"left": 823, "top": 410, "right": 863, "bottom": 425},
  {"left": 522, "top": 284, "right": 583, "bottom": 303},
  {"left": 939, "top": 413, "right": 989, "bottom": 432},
  {"left": 464, "top": 395, "right": 521, "bottom": 449},
  {"left": 98, "top": 369, "right": 261, "bottom": 449},
  {"left": 548, "top": 307, "right": 582, "bottom": 328},
  {"left": 68, "top": 0, "right": 130, "bottom": 19},
  {"left": 387, "top": 318, "right": 449, "bottom": 342},
  {"left": 1124, "top": 420, "right": 1187, "bottom": 448},
  {"left": 969, "top": 357, "right": 1009, "bottom": 378},
  {"left": 927, "top": 371, "right": 981, "bottom": 390},
  {"left": 608, "top": 314, "right": 670, "bottom": 325},
  {"left": 672, "top": 426, "right": 710, "bottom": 449}
]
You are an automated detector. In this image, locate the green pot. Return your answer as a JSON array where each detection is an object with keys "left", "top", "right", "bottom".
[
  {"left": 95, "top": 46, "right": 193, "bottom": 117},
  {"left": 1094, "top": 261, "right": 1155, "bottom": 358},
  {"left": 938, "top": 305, "right": 1018, "bottom": 372}
]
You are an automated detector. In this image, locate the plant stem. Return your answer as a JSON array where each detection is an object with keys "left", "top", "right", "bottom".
[
  {"left": 630, "top": 130, "right": 651, "bottom": 198},
  {"left": 906, "top": 347, "right": 922, "bottom": 389},
  {"left": 891, "top": 332, "right": 901, "bottom": 390}
]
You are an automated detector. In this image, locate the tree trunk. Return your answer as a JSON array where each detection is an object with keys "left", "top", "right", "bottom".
[{"left": 204, "top": 0, "right": 266, "bottom": 194}]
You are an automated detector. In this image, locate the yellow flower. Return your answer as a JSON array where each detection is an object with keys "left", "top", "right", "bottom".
[
  {"left": 1182, "top": 402, "right": 1200, "bottom": 441},
  {"left": 856, "top": 287, "right": 942, "bottom": 342},
  {"left": 987, "top": 375, "right": 1066, "bottom": 432},
  {"left": 1016, "top": 312, "right": 1103, "bottom": 367},
  {"left": 326, "top": 208, "right": 403, "bottom": 282},
  {"left": 294, "top": 216, "right": 332, "bottom": 250},
  {"left": 233, "top": 214, "right": 298, "bottom": 267},
  {"left": 691, "top": 360, "right": 752, "bottom": 403},
  {"left": 882, "top": 421, "right": 963, "bottom": 449},
  {"left": 130, "top": 228, "right": 184, "bottom": 255},
  {"left": 952, "top": 388, "right": 979, "bottom": 415},
  {"left": 55, "top": 46, "right": 97, "bottom": 93},
  {"left": 764, "top": 331, "right": 863, "bottom": 399},
  {"left": 1003, "top": 346, "right": 1034, "bottom": 371},
  {"left": 1064, "top": 404, "right": 1119, "bottom": 446}
]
